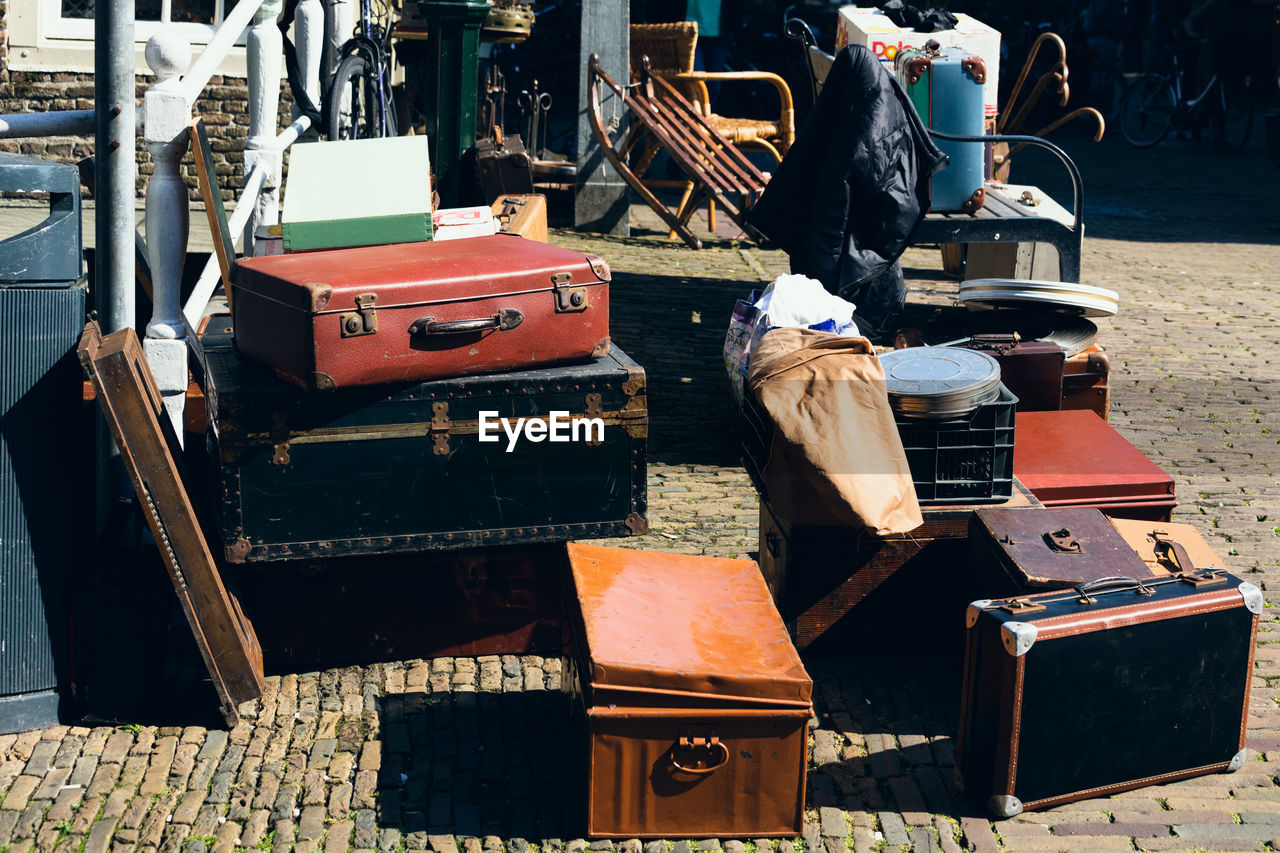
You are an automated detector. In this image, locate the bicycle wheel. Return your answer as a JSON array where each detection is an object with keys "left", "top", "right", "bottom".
[
  {"left": 328, "top": 53, "right": 389, "bottom": 141},
  {"left": 1215, "top": 79, "right": 1253, "bottom": 153},
  {"left": 1121, "top": 74, "right": 1176, "bottom": 147}
]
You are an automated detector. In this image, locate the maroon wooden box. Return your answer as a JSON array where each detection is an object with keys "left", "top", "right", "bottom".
[
  {"left": 231, "top": 235, "right": 610, "bottom": 390},
  {"left": 1013, "top": 410, "right": 1175, "bottom": 522}
]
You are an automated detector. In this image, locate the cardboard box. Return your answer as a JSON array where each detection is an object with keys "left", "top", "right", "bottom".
[
  {"left": 835, "top": 6, "right": 1001, "bottom": 117},
  {"left": 431, "top": 206, "right": 499, "bottom": 241},
  {"left": 282, "top": 136, "right": 433, "bottom": 252}
]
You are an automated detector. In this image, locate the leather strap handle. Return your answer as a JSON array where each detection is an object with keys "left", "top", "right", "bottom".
[
  {"left": 408, "top": 308, "right": 524, "bottom": 337},
  {"left": 669, "top": 737, "right": 729, "bottom": 775},
  {"left": 1152, "top": 535, "right": 1196, "bottom": 573}
]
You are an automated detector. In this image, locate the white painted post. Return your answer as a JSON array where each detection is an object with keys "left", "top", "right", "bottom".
[
  {"left": 294, "top": 0, "right": 325, "bottom": 133},
  {"left": 244, "top": 0, "right": 285, "bottom": 257},
  {"left": 325, "top": 0, "right": 355, "bottom": 78},
  {"left": 143, "top": 32, "right": 194, "bottom": 441}
]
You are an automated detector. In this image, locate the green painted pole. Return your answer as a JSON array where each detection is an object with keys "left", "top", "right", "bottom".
[{"left": 418, "top": 0, "right": 489, "bottom": 207}]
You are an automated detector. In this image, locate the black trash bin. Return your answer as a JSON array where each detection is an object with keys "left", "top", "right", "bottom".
[{"left": 0, "top": 153, "right": 89, "bottom": 733}]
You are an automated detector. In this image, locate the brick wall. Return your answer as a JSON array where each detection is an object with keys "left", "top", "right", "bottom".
[{"left": 0, "top": 0, "right": 296, "bottom": 201}]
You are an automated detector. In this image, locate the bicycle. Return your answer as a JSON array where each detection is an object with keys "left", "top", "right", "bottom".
[
  {"left": 325, "top": 0, "right": 399, "bottom": 140},
  {"left": 1120, "top": 45, "right": 1253, "bottom": 152}
]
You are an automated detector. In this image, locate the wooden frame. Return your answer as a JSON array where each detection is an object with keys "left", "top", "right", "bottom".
[
  {"left": 587, "top": 54, "right": 769, "bottom": 250},
  {"left": 189, "top": 116, "right": 237, "bottom": 309},
  {"left": 78, "top": 322, "right": 263, "bottom": 726}
]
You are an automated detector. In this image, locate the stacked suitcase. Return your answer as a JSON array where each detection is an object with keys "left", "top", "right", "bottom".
[
  {"left": 216, "top": 231, "right": 648, "bottom": 663},
  {"left": 221, "top": 227, "right": 823, "bottom": 837}
]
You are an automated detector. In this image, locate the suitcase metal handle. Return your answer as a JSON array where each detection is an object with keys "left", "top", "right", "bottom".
[
  {"left": 408, "top": 308, "right": 524, "bottom": 336},
  {"left": 669, "top": 736, "right": 729, "bottom": 775},
  {"left": 1074, "top": 576, "right": 1154, "bottom": 604}
]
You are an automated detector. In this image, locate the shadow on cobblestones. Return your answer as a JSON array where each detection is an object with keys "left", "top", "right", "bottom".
[
  {"left": 1013, "top": 136, "right": 1280, "bottom": 246},
  {"left": 375, "top": 688, "right": 582, "bottom": 841},
  {"left": 608, "top": 271, "right": 758, "bottom": 467},
  {"left": 803, "top": 648, "right": 985, "bottom": 822}
]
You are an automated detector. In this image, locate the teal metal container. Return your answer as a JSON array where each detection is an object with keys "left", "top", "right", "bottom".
[{"left": 896, "top": 44, "right": 987, "bottom": 213}]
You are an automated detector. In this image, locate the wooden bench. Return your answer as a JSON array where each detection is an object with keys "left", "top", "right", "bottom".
[{"left": 915, "top": 129, "right": 1084, "bottom": 282}]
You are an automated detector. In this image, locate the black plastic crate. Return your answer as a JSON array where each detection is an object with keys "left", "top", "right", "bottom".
[
  {"left": 741, "top": 384, "right": 1016, "bottom": 506},
  {"left": 895, "top": 385, "right": 1017, "bottom": 504}
]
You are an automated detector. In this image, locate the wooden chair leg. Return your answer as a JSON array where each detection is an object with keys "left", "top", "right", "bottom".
[
  {"left": 669, "top": 181, "right": 697, "bottom": 241},
  {"left": 707, "top": 198, "right": 717, "bottom": 232}
]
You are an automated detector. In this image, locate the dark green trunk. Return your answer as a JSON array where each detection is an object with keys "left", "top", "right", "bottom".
[{"left": 206, "top": 347, "right": 647, "bottom": 563}]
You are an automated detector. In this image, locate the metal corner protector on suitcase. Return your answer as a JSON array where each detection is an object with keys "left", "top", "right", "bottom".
[{"left": 958, "top": 572, "right": 1258, "bottom": 818}]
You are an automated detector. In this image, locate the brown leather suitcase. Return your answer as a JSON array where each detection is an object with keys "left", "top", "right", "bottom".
[
  {"left": 1108, "top": 517, "right": 1227, "bottom": 576},
  {"left": 1014, "top": 410, "right": 1176, "bottom": 522},
  {"left": 231, "top": 235, "right": 610, "bottom": 390},
  {"left": 491, "top": 193, "right": 548, "bottom": 242},
  {"left": 959, "top": 571, "right": 1259, "bottom": 818},
  {"left": 1061, "top": 344, "right": 1110, "bottom": 419},
  {"left": 758, "top": 480, "right": 1043, "bottom": 651},
  {"left": 970, "top": 507, "right": 1160, "bottom": 595},
  {"left": 563, "top": 543, "right": 811, "bottom": 839},
  {"left": 473, "top": 130, "right": 536, "bottom": 203},
  {"left": 958, "top": 334, "right": 1065, "bottom": 412}
]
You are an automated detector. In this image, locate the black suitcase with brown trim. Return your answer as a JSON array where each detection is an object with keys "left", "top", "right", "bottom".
[{"left": 958, "top": 571, "right": 1259, "bottom": 818}]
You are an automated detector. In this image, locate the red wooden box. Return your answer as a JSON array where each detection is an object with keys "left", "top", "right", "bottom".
[
  {"left": 1013, "top": 410, "right": 1175, "bottom": 521},
  {"left": 231, "top": 235, "right": 610, "bottom": 390}
]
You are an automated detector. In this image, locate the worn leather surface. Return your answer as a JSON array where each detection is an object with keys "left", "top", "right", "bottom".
[
  {"left": 747, "top": 327, "right": 922, "bottom": 536},
  {"left": 565, "top": 542, "right": 811, "bottom": 705},
  {"left": 1108, "top": 518, "right": 1227, "bottom": 574},
  {"left": 973, "top": 506, "right": 1156, "bottom": 589},
  {"left": 232, "top": 235, "right": 609, "bottom": 389}
]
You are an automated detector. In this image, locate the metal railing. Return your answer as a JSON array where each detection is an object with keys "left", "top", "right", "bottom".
[{"left": 0, "top": 0, "right": 335, "bottom": 437}]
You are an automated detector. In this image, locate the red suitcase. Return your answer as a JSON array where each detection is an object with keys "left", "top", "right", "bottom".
[
  {"left": 1013, "top": 410, "right": 1176, "bottom": 522},
  {"left": 231, "top": 235, "right": 610, "bottom": 390}
]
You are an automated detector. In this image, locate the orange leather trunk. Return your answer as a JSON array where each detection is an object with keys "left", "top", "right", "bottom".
[{"left": 562, "top": 543, "right": 811, "bottom": 839}]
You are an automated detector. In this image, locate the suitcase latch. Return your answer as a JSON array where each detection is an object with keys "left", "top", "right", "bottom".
[
  {"left": 1179, "top": 568, "right": 1227, "bottom": 587},
  {"left": 339, "top": 293, "right": 378, "bottom": 338},
  {"left": 1044, "top": 528, "right": 1082, "bottom": 554},
  {"left": 552, "top": 272, "right": 589, "bottom": 313},
  {"left": 997, "top": 597, "right": 1046, "bottom": 616}
]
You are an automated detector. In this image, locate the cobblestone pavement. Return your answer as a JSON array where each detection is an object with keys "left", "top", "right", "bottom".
[{"left": 4, "top": 133, "right": 1280, "bottom": 853}]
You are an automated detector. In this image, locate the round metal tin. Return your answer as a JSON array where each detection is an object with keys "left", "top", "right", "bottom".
[
  {"left": 880, "top": 347, "right": 1002, "bottom": 419},
  {"left": 958, "top": 278, "right": 1120, "bottom": 318}
]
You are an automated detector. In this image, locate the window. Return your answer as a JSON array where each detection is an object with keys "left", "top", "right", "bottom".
[{"left": 7, "top": 0, "right": 250, "bottom": 74}]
